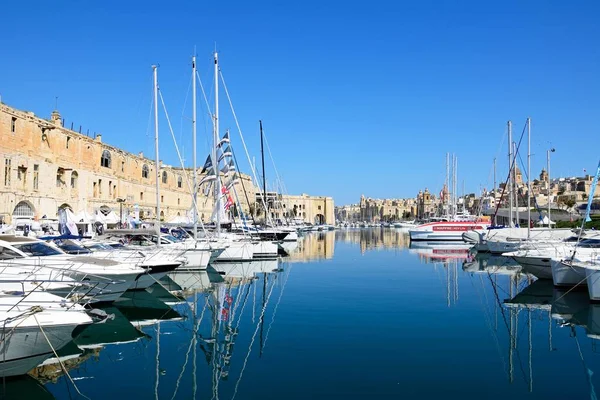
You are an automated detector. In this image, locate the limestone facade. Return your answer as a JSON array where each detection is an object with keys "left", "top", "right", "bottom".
[
  {"left": 0, "top": 102, "right": 333, "bottom": 225},
  {"left": 336, "top": 195, "right": 416, "bottom": 222}
]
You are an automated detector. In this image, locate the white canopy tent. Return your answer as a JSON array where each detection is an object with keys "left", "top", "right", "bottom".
[{"left": 537, "top": 216, "right": 556, "bottom": 226}]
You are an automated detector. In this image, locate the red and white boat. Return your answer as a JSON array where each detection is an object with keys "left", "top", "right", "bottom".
[{"left": 409, "top": 215, "right": 489, "bottom": 241}]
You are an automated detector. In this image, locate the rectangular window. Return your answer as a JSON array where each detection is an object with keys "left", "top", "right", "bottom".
[
  {"left": 4, "top": 159, "right": 11, "bottom": 186},
  {"left": 98, "top": 179, "right": 102, "bottom": 195},
  {"left": 93, "top": 182, "right": 98, "bottom": 197},
  {"left": 318, "top": 205, "right": 322, "bottom": 210},
  {"left": 17, "top": 166, "right": 27, "bottom": 189},
  {"left": 11, "top": 117, "right": 16, "bottom": 133},
  {"left": 121, "top": 161, "right": 125, "bottom": 172},
  {"left": 66, "top": 136, "right": 71, "bottom": 149},
  {"left": 140, "top": 192, "right": 144, "bottom": 201},
  {"left": 109, "top": 181, "right": 112, "bottom": 196},
  {"left": 161, "top": 195, "right": 164, "bottom": 203},
  {"left": 56, "top": 168, "right": 65, "bottom": 187},
  {"left": 33, "top": 164, "right": 39, "bottom": 190},
  {"left": 113, "top": 185, "right": 117, "bottom": 199}
]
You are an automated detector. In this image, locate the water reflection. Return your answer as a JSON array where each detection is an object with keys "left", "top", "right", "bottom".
[
  {"left": 10, "top": 230, "right": 600, "bottom": 399},
  {"left": 0, "top": 375, "right": 54, "bottom": 399},
  {"left": 335, "top": 227, "right": 410, "bottom": 253},
  {"left": 24, "top": 255, "right": 293, "bottom": 400},
  {"left": 409, "top": 241, "right": 472, "bottom": 263},
  {"left": 286, "top": 232, "right": 335, "bottom": 262},
  {"left": 483, "top": 269, "right": 600, "bottom": 397},
  {"left": 463, "top": 252, "right": 523, "bottom": 276}
]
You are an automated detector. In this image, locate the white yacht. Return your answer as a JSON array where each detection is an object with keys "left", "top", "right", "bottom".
[
  {"left": 504, "top": 234, "right": 600, "bottom": 280},
  {"left": 408, "top": 214, "right": 489, "bottom": 241},
  {"left": 0, "top": 284, "right": 93, "bottom": 377},
  {"left": 58, "top": 239, "right": 184, "bottom": 289},
  {"left": 0, "top": 236, "right": 147, "bottom": 303}
]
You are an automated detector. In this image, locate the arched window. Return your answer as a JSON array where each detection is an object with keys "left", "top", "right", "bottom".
[
  {"left": 13, "top": 201, "right": 34, "bottom": 218},
  {"left": 101, "top": 150, "right": 111, "bottom": 168},
  {"left": 162, "top": 171, "right": 168, "bottom": 184},
  {"left": 142, "top": 164, "right": 149, "bottom": 179},
  {"left": 71, "top": 171, "right": 78, "bottom": 189},
  {"left": 177, "top": 175, "right": 182, "bottom": 188}
]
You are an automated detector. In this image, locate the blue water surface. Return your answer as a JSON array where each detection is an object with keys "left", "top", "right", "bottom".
[{"left": 8, "top": 229, "right": 600, "bottom": 399}]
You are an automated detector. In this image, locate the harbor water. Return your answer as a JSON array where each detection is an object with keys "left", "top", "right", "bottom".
[{"left": 5, "top": 228, "right": 600, "bottom": 399}]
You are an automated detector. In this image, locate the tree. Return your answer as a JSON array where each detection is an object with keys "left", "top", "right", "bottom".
[{"left": 564, "top": 198, "right": 576, "bottom": 210}]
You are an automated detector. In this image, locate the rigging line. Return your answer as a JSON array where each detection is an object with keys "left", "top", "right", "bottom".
[
  {"left": 491, "top": 120, "right": 529, "bottom": 222},
  {"left": 231, "top": 271, "right": 279, "bottom": 400},
  {"left": 33, "top": 313, "right": 91, "bottom": 400},
  {"left": 470, "top": 273, "right": 508, "bottom": 375},
  {"left": 486, "top": 272, "right": 524, "bottom": 358},
  {"left": 178, "top": 70, "right": 193, "bottom": 163},
  {"left": 158, "top": 89, "right": 209, "bottom": 238},
  {"left": 195, "top": 69, "right": 217, "bottom": 158},
  {"left": 572, "top": 326, "right": 599, "bottom": 400},
  {"left": 231, "top": 147, "right": 261, "bottom": 232},
  {"left": 232, "top": 278, "right": 255, "bottom": 334},
  {"left": 263, "top": 263, "right": 293, "bottom": 350},
  {"left": 219, "top": 69, "right": 274, "bottom": 227},
  {"left": 170, "top": 297, "right": 209, "bottom": 400}
]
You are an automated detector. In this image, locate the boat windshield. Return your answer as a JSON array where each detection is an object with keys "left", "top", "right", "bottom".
[
  {"left": 13, "top": 242, "right": 63, "bottom": 256},
  {"left": 84, "top": 243, "right": 114, "bottom": 251},
  {"left": 0, "top": 246, "right": 25, "bottom": 260},
  {"left": 55, "top": 240, "right": 92, "bottom": 254},
  {"left": 579, "top": 239, "right": 600, "bottom": 248}
]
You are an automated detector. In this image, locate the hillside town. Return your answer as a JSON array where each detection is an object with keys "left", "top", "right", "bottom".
[{"left": 335, "top": 166, "right": 600, "bottom": 224}]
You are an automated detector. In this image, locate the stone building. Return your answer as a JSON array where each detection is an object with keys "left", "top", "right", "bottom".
[
  {"left": 334, "top": 204, "right": 361, "bottom": 222},
  {"left": 0, "top": 102, "right": 334, "bottom": 226},
  {"left": 416, "top": 188, "right": 437, "bottom": 219}
]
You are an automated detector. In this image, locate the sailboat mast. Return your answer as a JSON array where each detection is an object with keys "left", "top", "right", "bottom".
[
  {"left": 192, "top": 56, "right": 198, "bottom": 240},
  {"left": 260, "top": 120, "right": 267, "bottom": 223},
  {"left": 493, "top": 157, "right": 497, "bottom": 225},
  {"left": 514, "top": 142, "right": 519, "bottom": 226},
  {"left": 508, "top": 121, "right": 513, "bottom": 227},
  {"left": 214, "top": 52, "right": 221, "bottom": 235},
  {"left": 446, "top": 153, "right": 449, "bottom": 215},
  {"left": 527, "top": 117, "right": 531, "bottom": 239},
  {"left": 153, "top": 65, "right": 161, "bottom": 245}
]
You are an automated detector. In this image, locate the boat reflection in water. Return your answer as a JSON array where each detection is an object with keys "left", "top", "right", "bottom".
[
  {"left": 29, "top": 291, "right": 182, "bottom": 386},
  {"left": 0, "top": 375, "right": 55, "bottom": 399},
  {"left": 166, "top": 258, "right": 293, "bottom": 399},
  {"left": 496, "top": 277, "right": 599, "bottom": 395},
  {"left": 409, "top": 241, "right": 472, "bottom": 264},
  {"left": 462, "top": 252, "right": 524, "bottom": 276}
]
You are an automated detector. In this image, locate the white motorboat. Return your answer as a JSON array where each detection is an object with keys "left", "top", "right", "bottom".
[
  {"left": 53, "top": 239, "right": 184, "bottom": 288},
  {"left": 409, "top": 215, "right": 489, "bottom": 241},
  {"left": 0, "top": 286, "right": 93, "bottom": 377},
  {"left": 0, "top": 236, "right": 147, "bottom": 303}
]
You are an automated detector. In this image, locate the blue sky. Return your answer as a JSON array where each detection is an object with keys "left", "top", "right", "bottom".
[{"left": 1, "top": 0, "right": 599, "bottom": 205}]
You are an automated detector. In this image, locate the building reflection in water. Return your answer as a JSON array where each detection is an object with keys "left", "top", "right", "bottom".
[
  {"left": 286, "top": 232, "right": 335, "bottom": 262},
  {"left": 335, "top": 227, "right": 410, "bottom": 253}
]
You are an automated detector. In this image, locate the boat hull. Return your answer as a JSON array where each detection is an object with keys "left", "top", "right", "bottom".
[
  {"left": 511, "top": 255, "right": 553, "bottom": 279},
  {"left": 0, "top": 323, "right": 84, "bottom": 377},
  {"left": 551, "top": 260, "right": 587, "bottom": 287}
]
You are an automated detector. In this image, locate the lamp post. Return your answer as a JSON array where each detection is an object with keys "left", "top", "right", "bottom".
[
  {"left": 547, "top": 148, "right": 555, "bottom": 226},
  {"left": 116, "top": 198, "right": 126, "bottom": 228}
]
